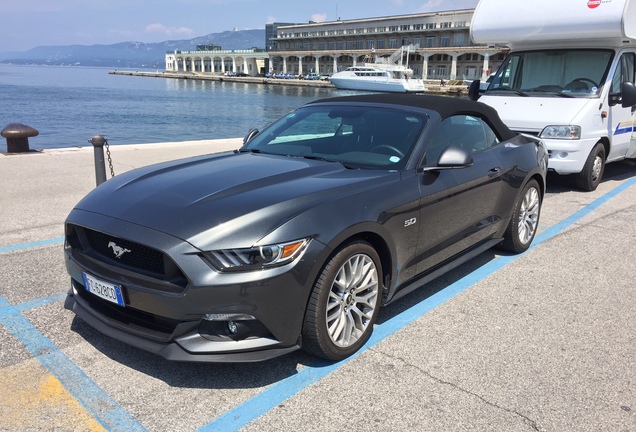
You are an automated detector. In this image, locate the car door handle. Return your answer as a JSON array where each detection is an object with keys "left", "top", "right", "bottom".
[{"left": 488, "top": 167, "right": 501, "bottom": 177}]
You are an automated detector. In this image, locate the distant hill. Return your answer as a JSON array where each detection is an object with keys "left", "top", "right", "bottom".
[{"left": 0, "top": 29, "right": 265, "bottom": 68}]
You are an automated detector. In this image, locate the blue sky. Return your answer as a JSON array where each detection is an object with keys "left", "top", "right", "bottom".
[{"left": 0, "top": 0, "right": 479, "bottom": 53}]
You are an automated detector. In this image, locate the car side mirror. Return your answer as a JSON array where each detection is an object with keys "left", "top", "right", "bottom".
[
  {"left": 420, "top": 145, "right": 473, "bottom": 172},
  {"left": 243, "top": 128, "right": 259, "bottom": 144},
  {"left": 468, "top": 80, "right": 481, "bottom": 101}
]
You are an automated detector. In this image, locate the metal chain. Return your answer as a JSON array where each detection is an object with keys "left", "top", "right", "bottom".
[{"left": 104, "top": 138, "right": 115, "bottom": 177}]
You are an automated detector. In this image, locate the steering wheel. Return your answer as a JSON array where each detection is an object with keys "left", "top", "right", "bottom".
[
  {"left": 371, "top": 145, "right": 404, "bottom": 158},
  {"left": 570, "top": 78, "right": 599, "bottom": 88}
]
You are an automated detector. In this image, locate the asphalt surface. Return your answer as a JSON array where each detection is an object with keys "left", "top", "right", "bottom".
[{"left": 0, "top": 139, "right": 634, "bottom": 432}]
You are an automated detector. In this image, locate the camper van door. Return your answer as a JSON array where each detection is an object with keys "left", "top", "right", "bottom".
[{"left": 609, "top": 52, "right": 636, "bottom": 160}]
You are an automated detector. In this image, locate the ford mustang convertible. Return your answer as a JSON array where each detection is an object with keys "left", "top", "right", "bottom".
[{"left": 64, "top": 94, "right": 548, "bottom": 362}]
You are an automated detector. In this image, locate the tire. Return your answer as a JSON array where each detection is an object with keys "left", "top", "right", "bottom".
[
  {"left": 302, "top": 241, "right": 382, "bottom": 360},
  {"left": 499, "top": 179, "right": 541, "bottom": 254},
  {"left": 576, "top": 142, "right": 605, "bottom": 191}
]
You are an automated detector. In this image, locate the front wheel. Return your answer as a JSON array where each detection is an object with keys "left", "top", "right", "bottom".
[
  {"left": 302, "top": 241, "right": 382, "bottom": 360},
  {"left": 576, "top": 142, "right": 605, "bottom": 191},
  {"left": 500, "top": 179, "right": 542, "bottom": 253}
]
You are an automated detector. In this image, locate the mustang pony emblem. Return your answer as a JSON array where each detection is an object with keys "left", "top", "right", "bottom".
[{"left": 108, "top": 241, "right": 131, "bottom": 258}]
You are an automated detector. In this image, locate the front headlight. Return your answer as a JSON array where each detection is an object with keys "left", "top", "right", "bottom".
[
  {"left": 540, "top": 125, "right": 581, "bottom": 140},
  {"left": 203, "top": 238, "right": 310, "bottom": 271}
]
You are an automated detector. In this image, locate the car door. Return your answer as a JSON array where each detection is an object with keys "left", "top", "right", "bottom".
[{"left": 415, "top": 115, "right": 505, "bottom": 274}]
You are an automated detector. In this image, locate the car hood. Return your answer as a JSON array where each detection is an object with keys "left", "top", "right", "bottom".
[
  {"left": 74, "top": 152, "right": 396, "bottom": 250},
  {"left": 479, "top": 95, "right": 593, "bottom": 133}
]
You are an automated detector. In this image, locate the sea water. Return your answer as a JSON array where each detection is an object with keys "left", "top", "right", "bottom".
[{"left": 0, "top": 64, "right": 342, "bottom": 152}]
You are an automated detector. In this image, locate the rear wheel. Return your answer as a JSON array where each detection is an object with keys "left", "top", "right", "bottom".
[
  {"left": 302, "top": 241, "right": 382, "bottom": 360},
  {"left": 576, "top": 142, "right": 605, "bottom": 191},
  {"left": 500, "top": 179, "right": 541, "bottom": 253}
]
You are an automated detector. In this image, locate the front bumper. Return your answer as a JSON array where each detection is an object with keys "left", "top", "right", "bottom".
[
  {"left": 64, "top": 286, "right": 300, "bottom": 362},
  {"left": 543, "top": 137, "right": 599, "bottom": 174},
  {"left": 64, "top": 209, "right": 325, "bottom": 362}
]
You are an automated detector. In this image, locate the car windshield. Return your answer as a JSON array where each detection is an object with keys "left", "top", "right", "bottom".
[
  {"left": 242, "top": 105, "right": 428, "bottom": 170},
  {"left": 487, "top": 49, "right": 614, "bottom": 98}
]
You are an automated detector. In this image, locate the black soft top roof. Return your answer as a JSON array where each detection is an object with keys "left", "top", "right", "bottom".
[{"left": 308, "top": 94, "right": 516, "bottom": 141}]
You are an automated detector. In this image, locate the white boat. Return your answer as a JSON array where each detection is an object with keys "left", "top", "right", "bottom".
[{"left": 329, "top": 64, "right": 426, "bottom": 93}]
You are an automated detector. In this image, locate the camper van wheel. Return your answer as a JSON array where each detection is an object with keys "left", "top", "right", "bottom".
[{"left": 576, "top": 143, "right": 605, "bottom": 192}]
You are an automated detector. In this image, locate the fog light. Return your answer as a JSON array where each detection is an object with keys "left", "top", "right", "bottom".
[{"left": 228, "top": 320, "right": 238, "bottom": 334}]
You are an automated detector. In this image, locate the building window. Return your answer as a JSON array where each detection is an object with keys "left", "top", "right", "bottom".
[
  {"left": 455, "top": 21, "right": 467, "bottom": 28},
  {"left": 400, "top": 25, "right": 410, "bottom": 31},
  {"left": 453, "top": 33, "right": 465, "bottom": 46},
  {"left": 441, "top": 22, "right": 451, "bottom": 28},
  {"left": 389, "top": 26, "right": 398, "bottom": 32},
  {"left": 337, "top": 41, "right": 344, "bottom": 50},
  {"left": 377, "top": 39, "right": 386, "bottom": 49},
  {"left": 426, "top": 23, "right": 436, "bottom": 29},
  {"left": 440, "top": 35, "right": 450, "bottom": 47},
  {"left": 389, "top": 38, "right": 398, "bottom": 48},
  {"left": 413, "top": 37, "right": 421, "bottom": 47},
  {"left": 426, "top": 36, "right": 436, "bottom": 48},
  {"left": 413, "top": 24, "right": 423, "bottom": 30},
  {"left": 346, "top": 40, "right": 355, "bottom": 49},
  {"left": 367, "top": 39, "right": 375, "bottom": 49},
  {"left": 356, "top": 40, "right": 364, "bottom": 49},
  {"left": 367, "top": 27, "right": 376, "bottom": 33},
  {"left": 328, "top": 41, "right": 335, "bottom": 50}
]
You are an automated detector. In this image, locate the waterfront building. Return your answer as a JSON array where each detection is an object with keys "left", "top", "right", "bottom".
[
  {"left": 164, "top": 8, "right": 507, "bottom": 80},
  {"left": 269, "top": 9, "right": 506, "bottom": 80},
  {"left": 165, "top": 48, "right": 269, "bottom": 76}
]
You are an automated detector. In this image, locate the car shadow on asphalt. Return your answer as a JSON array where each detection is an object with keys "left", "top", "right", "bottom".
[{"left": 66, "top": 159, "right": 635, "bottom": 388}]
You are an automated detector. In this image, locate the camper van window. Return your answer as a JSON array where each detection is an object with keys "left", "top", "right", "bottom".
[
  {"left": 488, "top": 49, "right": 614, "bottom": 97},
  {"left": 611, "top": 53, "right": 635, "bottom": 94}
]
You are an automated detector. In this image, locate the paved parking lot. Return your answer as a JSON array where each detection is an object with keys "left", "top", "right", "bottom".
[{"left": 1, "top": 141, "right": 635, "bottom": 431}]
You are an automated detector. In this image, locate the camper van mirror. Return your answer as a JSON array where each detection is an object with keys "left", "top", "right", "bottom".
[
  {"left": 620, "top": 82, "right": 636, "bottom": 108},
  {"left": 468, "top": 80, "right": 481, "bottom": 101}
]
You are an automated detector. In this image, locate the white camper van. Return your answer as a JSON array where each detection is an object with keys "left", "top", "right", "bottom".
[{"left": 469, "top": 0, "right": 636, "bottom": 190}]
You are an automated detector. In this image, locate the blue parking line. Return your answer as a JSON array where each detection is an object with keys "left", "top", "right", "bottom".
[
  {"left": 200, "top": 176, "right": 636, "bottom": 432},
  {"left": 0, "top": 296, "right": 147, "bottom": 431},
  {"left": 0, "top": 237, "right": 64, "bottom": 253}
]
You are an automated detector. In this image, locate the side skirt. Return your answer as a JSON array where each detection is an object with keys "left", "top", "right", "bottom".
[{"left": 386, "top": 238, "right": 503, "bottom": 305}]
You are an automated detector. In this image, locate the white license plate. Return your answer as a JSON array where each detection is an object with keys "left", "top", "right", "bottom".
[{"left": 82, "top": 272, "right": 125, "bottom": 307}]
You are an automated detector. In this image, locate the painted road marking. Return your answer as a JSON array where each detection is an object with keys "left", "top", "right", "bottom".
[
  {"left": 0, "top": 360, "right": 106, "bottom": 431},
  {"left": 0, "top": 296, "right": 147, "bottom": 431},
  {"left": 0, "top": 237, "right": 64, "bottom": 254}
]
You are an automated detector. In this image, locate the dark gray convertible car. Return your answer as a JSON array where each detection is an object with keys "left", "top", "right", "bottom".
[{"left": 64, "top": 94, "right": 548, "bottom": 362}]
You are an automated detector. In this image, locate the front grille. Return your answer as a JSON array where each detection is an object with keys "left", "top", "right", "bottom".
[
  {"left": 86, "top": 229, "right": 164, "bottom": 275},
  {"left": 66, "top": 223, "right": 187, "bottom": 290}
]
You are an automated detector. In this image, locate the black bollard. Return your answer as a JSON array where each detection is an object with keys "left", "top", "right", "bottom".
[
  {"left": 90, "top": 135, "right": 107, "bottom": 186},
  {"left": 1, "top": 123, "right": 39, "bottom": 153}
]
